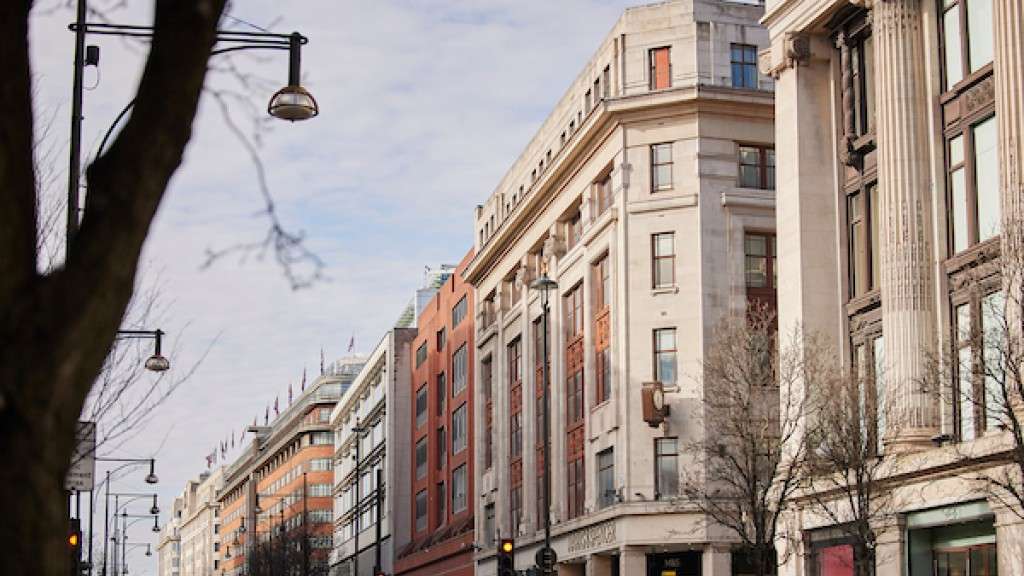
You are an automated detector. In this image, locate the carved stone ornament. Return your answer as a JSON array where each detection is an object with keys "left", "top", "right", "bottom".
[
  {"left": 543, "top": 231, "right": 566, "bottom": 261},
  {"left": 785, "top": 33, "right": 811, "bottom": 69}
]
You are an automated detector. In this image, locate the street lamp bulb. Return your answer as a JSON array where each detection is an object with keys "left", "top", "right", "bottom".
[
  {"left": 144, "top": 354, "right": 170, "bottom": 372},
  {"left": 146, "top": 549, "right": 152, "bottom": 557},
  {"left": 268, "top": 85, "right": 318, "bottom": 121},
  {"left": 152, "top": 524, "right": 161, "bottom": 533},
  {"left": 145, "top": 472, "right": 159, "bottom": 484},
  {"left": 150, "top": 505, "right": 160, "bottom": 515}
]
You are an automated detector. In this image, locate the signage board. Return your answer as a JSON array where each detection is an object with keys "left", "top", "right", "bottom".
[{"left": 65, "top": 421, "right": 97, "bottom": 491}]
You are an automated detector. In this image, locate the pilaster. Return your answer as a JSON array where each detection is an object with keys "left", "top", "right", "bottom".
[
  {"left": 873, "top": 0, "right": 939, "bottom": 449},
  {"left": 619, "top": 546, "right": 646, "bottom": 575}
]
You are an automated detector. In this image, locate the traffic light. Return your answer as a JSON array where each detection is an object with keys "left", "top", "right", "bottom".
[
  {"left": 68, "top": 518, "right": 82, "bottom": 576},
  {"left": 497, "top": 538, "right": 515, "bottom": 576}
]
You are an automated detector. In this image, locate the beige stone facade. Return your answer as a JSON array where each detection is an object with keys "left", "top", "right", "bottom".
[
  {"left": 764, "top": 0, "right": 1024, "bottom": 574},
  {"left": 466, "top": 1, "right": 776, "bottom": 574},
  {"left": 178, "top": 468, "right": 223, "bottom": 576}
]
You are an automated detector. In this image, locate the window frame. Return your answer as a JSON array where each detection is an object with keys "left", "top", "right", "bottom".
[
  {"left": 452, "top": 402, "right": 468, "bottom": 454},
  {"left": 730, "top": 43, "right": 759, "bottom": 89},
  {"left": 654, "top": 437, "right": 679, "bottom": 498},
  {"left": 649, "top": 46, "right": 672, "bottom": 90},
  {"left": 652, "top": 232, "right": 676, "bottom": 289},
  {"left": 738, "top": 144, "right": 775, "bottom": 190},
  {"left": 415, "top": 385, "right": 428, "bottom": 429},
  {"left": 651, "top": 143, "right": 673, "bottom": 192},
  {"left": 597, "top": 448, "right": 615, "bottom": 509},
  {"left": 653, "top": 328, "right": 678, "bottom": 385}
]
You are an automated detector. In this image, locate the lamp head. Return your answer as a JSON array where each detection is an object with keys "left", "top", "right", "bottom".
[
  {"left": 529, "top": 274, "right": 558, "bottom": 293},
  {"left": 268, "top": 85, "right": 318, "bottom": 122},
  {"left": 146, "top": 545, "right": 152, "bottom": 557},
  {"left": 145, "top": 354, "right": 170, "bottom": 372}
]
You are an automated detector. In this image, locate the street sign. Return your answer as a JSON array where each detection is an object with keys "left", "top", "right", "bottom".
[
  {"left": 535, "top": 546, "right": 557, "bottom": 572},
  {"left": 65, "top": 421, "right": 96, "bottom": 491}
]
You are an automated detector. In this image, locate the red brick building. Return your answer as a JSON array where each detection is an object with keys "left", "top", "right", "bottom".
[{"left": 395, "top": 250, "right": 475, "bottom": 576}]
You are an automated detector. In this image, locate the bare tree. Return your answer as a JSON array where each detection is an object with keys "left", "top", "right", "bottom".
[
  {"left": 681, "top": 307, "right": 814, "bottom": 576},
  {"left": 247, "top": 524, "right": 328, "bottom": 576},
  {"left": 802, "top": 361, "right": 895, "bottom": 576},
  {"left": 0, "top": 2, "right": 230, "bottom": 574}
]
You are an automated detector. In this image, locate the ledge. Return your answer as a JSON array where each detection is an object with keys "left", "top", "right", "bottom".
[{"left": 627, "top": 193, "right": 698, "bottom": 215}]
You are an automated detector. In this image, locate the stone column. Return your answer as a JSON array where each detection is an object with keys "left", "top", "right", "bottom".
[
  {"left": 873, "top": 0, "right": 939, "bottom": 449},
  {"left": 619, "top": 547, "right": 646, "bottom": 575},
  {"left": 702, "top": 545, "right": 732, "bottom": 576},
  {"left": 995, "top": 0, "right": 1024, "bottom": 345},
  {"left": 872, "top": 515, "right": 905, "bottom": 576},
  {"left": 993, "top": 501, "right": 1024, "bottom": 576}
]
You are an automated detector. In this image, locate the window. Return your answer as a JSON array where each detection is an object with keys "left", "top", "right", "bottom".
[
  {"left": 452, "top": 464, "right": 467, "bottom": 512},
  {"left": 318, "top": 407, "right": 331, "bottom": 422},
  {"left": 452, "top": 296, "right": 467, "bottom": 327},
  {"left": 651, "top": 143, "right": 673, "bottom": 191},
  {"left": 846, "top": 185, "right": 879, "bottom": 297},
  {"left": 840, "top": 25, "right": 875, "bottom": 139},
  {"left": 508, "top": 338, "right": 523, "bottom": 459},
  {"left": 597, "top": 448, "right": 615, "bottom": 509},
  {"left": 533, "top": 317, "right": 548, "bottom": 529},
  {"left": 510, "top": 483, "right": 523, "bottom": 534},
  {"left": 653, "top": 328, "right": 677, "bottom": 385},
  {"left": 416, "top": 342, "right": 427, "bottom": 367},
  {"left": 954, "top": 290, "right": 1005, "bottom": 441},
  {"left": 594, "top": 172, "right": 613, "bottom": 217},
  {"left": 415, "top": 385, "right": 428, "bottom": 428},
  {"left": 652, "top": 232, "right": 675, "bottom": 289},
  {"left": 310, "top": 431, "right": 333, "bottom": 445},
  {"left": 940, "top": 0, "right": 994, "bottom": 92},
  {"left": 566, "top": 210, "right": 583, "bottom": 250},
  {"left": 452, "top": 403, "right": 468, "bottom": 454},
  {"left": 436, "top": 426, "right": 446, "bottom": 470},
  {"left": 434, "top": 477, "right": 446, "bottom": 522},
  {"left": 566, "top": 455, "right": 585, "bottom": 520},
  {"left": 415, "top": 490, "right": 427, "bottom": 532},
  {"left": 308, "top": 483, "right": 331, "bottom": 497},
  {"left": 594, "top": 254, "right": 612, "bottom": 405},
  {"left": 483, "top": 356, "right": 494, "bottom": 469},
  {"left": 484, "top": 504, "right": 496, "bottom": 547},
  {"left": 649, "top": 46, "right": 671, "bottom": 90},
  {"left": 564, "top": 283, "right": 584, "bottom": 340},
  {"left": 436, "top": 327, "right": 446, "bottom": 351},
  {"left": 745, "top": 232, "right": 778, "bottom": 316},
  {"left": 738, "top": 145, "right": 775, "bottom": 190},
  {"left": 730, "top": 43, "right": 758, "bottom": 89},
  {"left": 655, "top": 438, "right": 679, "bottom": 498},
  {"left": 948, "top": 115, "right": 1000, "bottom": 254},
  {"left": 933, "top": 543, "right": 998, "bottom": 576},
  {"left": 453, "top": 345, "right": 468, "bottom": 396},
  {"left": 415, "top": 438, "right": 427, "bottom": 479},
  {"left": 853, "top": 334, "right": 886, "bottom": 455},
  {"left": 309, "top": 458, "right": 333, "bottom": 472},
  {"left": 585, "top": 88, "right": 593, "bottom": 114},
  {"left": 436, "top": 372, "right": 445, "bottom": 416},
  {"left": 602, "top": 66, "right": 611, "bottom": 98}
]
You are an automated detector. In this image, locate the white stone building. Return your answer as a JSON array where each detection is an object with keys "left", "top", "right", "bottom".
[
  {"left": 465, "top": 1, "right": 775, "bottom": 574},
  {"left": 178, "top": 468, "right": 222, "bottom": 576},
  {"left": 157, "top": 496, "right": 184, "bottom": 576},
  {"left": 762, "top": 0, "right": 1024, "bottom": 575},
  {"left": 330, "top": 329, "right": 416, "bottom": 576}
]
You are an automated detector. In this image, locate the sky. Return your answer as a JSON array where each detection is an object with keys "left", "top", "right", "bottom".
[{"left": 30, "top": 0, "right": 638, "bottom": 573}]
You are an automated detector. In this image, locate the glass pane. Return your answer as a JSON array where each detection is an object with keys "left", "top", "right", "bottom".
[
  {"left": 950, "top": 134, "right": 965, "bottom": 166},
  {"left": 973, "top": 116, "right": 1000, "bottom": 242},
  {"left": 873, "top": 336, "right": 886, "bottom": 454},
  {"left": 959, "top": 346, "right": 975, "bottom": 441},
  {"left": 657, "top": 258, "right": 674, "bottom": 287},
  {"left": 655, "top": 233, "right": 673, "bottom": 256},
  {"left": 745, "top": 234, "right": 767, "bottom": 256},
  {"left": 746, "top": 256, "right": 767, "bottom": 287},
  {"left": 982, "top": 291, "right": 1005, "bottom": 430},
  {"left": 967, "top": 0, "right": 994, "bottom": 72},
  {"left": 732, "top": 64, "right": 743, "bottom": 88},
  {"left": 655, "top": 164, "right": 672, "bottom": 189},
  {"left": 869, "top": 185, "right": 880, "bottom": 289},
  {"left": 653, "top": 143, "right": 671, "bottom": 164},
  {"left": 951, "top": 167, "right": 969, "bottom": 253},
  {"left": 739, "top": 146, "right": 760, "bottom": 165},
  {"left": 944, "top": 6, "right": 964, "bottom": 90},
  {"left": 657, "top": 352, "right": 677, "bottom": 384},
  {"left": 740, "top": 165, "right": 760, "bottom": 188},
  {"left": 731, "top": 45, "right": 743, "bottom": 62},
  {"left": 744, "top": 66, "right": 757, "bottom": 89},
  {"left": 656, "top": 329, "right": 675, "bottom": 351}
]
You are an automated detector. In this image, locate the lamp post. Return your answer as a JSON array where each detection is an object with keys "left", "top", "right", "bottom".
[
  {"left": 105, "top": 492, "right": 159, "bottom": 576},
  {"left": 98, "top": 459, "right": 158, "bottom": 576},
  {"left": 65, "top": 0, "right": 319, "bottom": 254},
  {"left": 115, "top": 330, "right": 170, "bottom": 372},
  {"left": 529, "top": 273, "right": 558, "bottom": 575}
]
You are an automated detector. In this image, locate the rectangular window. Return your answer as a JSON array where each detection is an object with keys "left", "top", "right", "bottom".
[
  {"left": 415, "top": 490, "right": 427, "bottom": 533},
  {"left": 652, "top": 232, "right": 675, "bottom": 289},
  {"left": 941, "top": 0, "right": 994, "bottom": 92},
  {"left": 949, "top": 115, "right": 1000, "bottom": 254},
  {"left": 566, "top": 210, "right": 583, "bottom": 251},
  {"left": 436, "top": 372, "right": 445, "bottom": 416},
  {"left": 452, "top": 345, "right": 468, "bottom": 396},
  {"left": 484, "top": 504, "right": 495, "bottom": 547},
  {"left": 955, "top": 290, "right": 1006, "bottom": 441},
  {"left": 745, "top": 232, "right": 778, "bottom": 316},
  {"left": 415, "top": 437, "right": 427, "bottom": 479},
  {"left": 310, "top": 431, "right": 333, "bottom": 445},
  {"left": 654, "top": 328, "right": 677, "bottom": 385},
  {"left": 436, "top": 426, "right": 446, "bottom": 471},
  {"left": 594, "top": 173, "right": 613, "bottom": 217},
  {"left": 738, "top": 145, "right": 775, "bottom": 190},
  {"left": 452, "top": 403, "right": 468, "bottom": 454},
  {"left": 602, "top": 66, "right": 611, "bottom": 98},
  {"left": 846, "top": 185, "right": 879, "bottom": 296},
  {"left": 730, "top": 43, "right": 758, "bottom": 89},
  {"left": 436, "top": 327, "right": 446, "bottom": 351},
  {"left": 594, "top": 254, "right": 612, "bottom": 405},
  {"left": 510, "top": 484, "right": 522, "bottom": 534},
  {"left": 566, "top": 455, "right": 585, "bottom": 520},
  {"left": 651, "top": 143, "right": 673, "bottom": 191},
  {"left": 452, "top": 296, "right": 468, "bottom": 327},
  {"left": 483, "top": 356, "right": 494, "bottom": 469},
  {"left": 649, "top": 46, "right": 671, "bottom": 90},
  {"left": 416, "top": 342, "right": 427, "bottom": 367},
  {"left": 594, "top": 254, "right": 611, "bottom": 312},
  {"left": 564, "top": 283, "right": 584, "bottom": 340},
  {"left": 655, "top": 438, "right": 679, "bottom": 498},
  {"left": 452, "top": 464, "right": 467, "bottom": 513},
  {"left": 566, "top": 363, "right": 584, "bottom": 424},
  {"left": 436, "top": 481, "right": 446, "bottom": 526},
  {"left": 585, "top": 88, "right": 593, "bottom": 114},
  {"left": 597, "top": 448, "right": 615, "bottom": 509},
  {"left": 415, "top": 385, "right": 428, "bottom": 428}
]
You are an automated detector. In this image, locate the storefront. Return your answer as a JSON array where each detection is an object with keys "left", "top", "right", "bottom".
[
  {"left": 907, "top": 501, "right": 997, "bottom": 576},
  {"left": 646, "top": 551, "right": 702, "bottom": 576}
]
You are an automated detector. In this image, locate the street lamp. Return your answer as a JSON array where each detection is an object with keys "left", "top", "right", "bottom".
[
  {"left": 65, "top": 1, "right": 320, "bottom": 253},
  {"left": 95, "top": 459, "right": 159, "bottom": 576},
  {"left": 116, "top": 330, "right": 170, "bottom": 373},
  {"left": 529, "top": 272, "right": 558, "bottom": 575}
]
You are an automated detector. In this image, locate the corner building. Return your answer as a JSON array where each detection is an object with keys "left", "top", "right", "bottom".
[
  {"left": 465, "top": 1, "right": 775, "bottom": 574},
  {"left": 395, "top": 250, "right": 476, "bottom": 576},
  {"left": 763, "top": 0, "right": 1024, "bottom": 575}
]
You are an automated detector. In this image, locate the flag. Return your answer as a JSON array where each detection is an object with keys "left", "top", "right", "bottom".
[
  {"left": 347, "top": 334, "right": 355, "bottom": 353},
  {"left": 288, "top": 382, "right": 293, "bottom": 405},
  {"left": 252, "top": 416, "right": 257, "bottom": 428},
  {"left": 264, "top": 406, "right": 269, "bottom": 425},
  {"left": 231, "top": 430, "right": 235, "bottom": 448},
  {"left": 301, "top": 368, "right": 307, "bottom": 392},
  {"left": 205, "top": 451, "right": 215, "bottom": 468},
  {"left": 274, "top": 396, "right": 279, "bottom": 417},
  {"left": 320, "top": 348, "right": 325, "bottom": 375}
]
